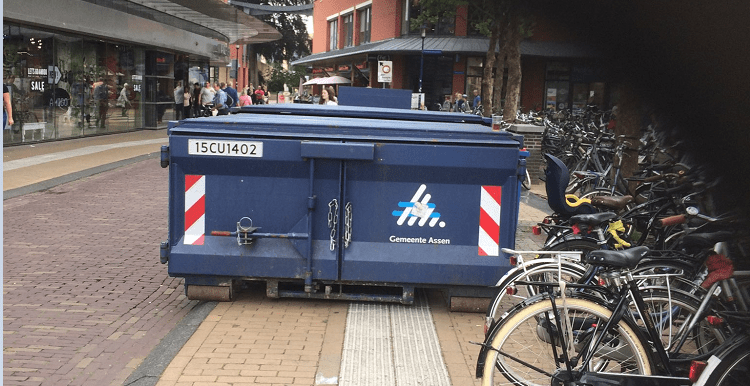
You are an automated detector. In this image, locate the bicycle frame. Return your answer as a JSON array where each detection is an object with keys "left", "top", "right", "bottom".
[{"left": 477, "top": 250, "right": 693, "bottom": 384}]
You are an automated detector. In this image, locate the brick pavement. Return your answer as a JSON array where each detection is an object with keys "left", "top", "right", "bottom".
[
  {"left": 3, "top": 133, "right": 551, "bottom": 386},
  {"left": 149, "top": 188, "right": 549, "bottom": 386},
  {"left": 3, "top": 159, "right": 197, "bottom": 386}
]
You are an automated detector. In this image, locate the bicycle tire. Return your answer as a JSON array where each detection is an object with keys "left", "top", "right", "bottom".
[
  {"left": 694, "top": 335, "right": 750, "bottom": 386},
  {"left": 481, "top": 296, "right": 652, "bottom": 385},
  {"left": 484, "top": 259, "right": 588, "bottom": 335},
  {"left": 637, "top": 289, "right": 725, "bottom": 360}
]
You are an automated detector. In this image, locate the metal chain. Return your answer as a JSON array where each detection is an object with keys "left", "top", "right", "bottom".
[
  {"left": 344, "top": 202, "right": 353, "bottom": 248},
  {"left": 328, "top": 199, "right": 338, "bottom": 251}
]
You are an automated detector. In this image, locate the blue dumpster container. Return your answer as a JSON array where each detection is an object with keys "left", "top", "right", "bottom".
[{"left": 161, "top": 104, "right": 526, "bottom": 303}]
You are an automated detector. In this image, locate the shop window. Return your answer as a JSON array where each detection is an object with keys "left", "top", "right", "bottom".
[
  {"left": 343, "top": 14, "right": 354, "bottom": 47},
  {"left": 402, "top": 0, "right": 425, "bottom": 35},
  {"left": 467, "top": 4, "right": 484, "bottom": 36},
  {"left": 465, "top": 57, "right": 483, "bottom": 105},
  {"left": 545, "top": 81, "right": 569, "bottom": 111},
  {"left": 144, "top": 51, "right": 174, "bottom": 128},
  {"left": 329, "top": 19, "right": 339, "bottom": 51},
  {"left": 401, "top": 0, "right": 453, "bottom": 36},
  {"left": 3, "top": 23, "right": 142, "bottom": 144},
  {"left": 571, "top": 82, "right": 605, "bottom": 111},
  {"left": 358, "top": 7, "right": 371, "bottom": 44}
]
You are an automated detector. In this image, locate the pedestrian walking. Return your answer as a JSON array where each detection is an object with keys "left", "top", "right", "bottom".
[
  {"left": 212, "top": 82, "right": 229, "bottom": 115},
  {"left": 239, "top": 88, "right": 252, "bottom": 107},
  {"left": 174, "top": 81, "right": 184, "bottom": 120},
  {"left": 93, "top": 77, "right": 110, "bottom": 128},
  {"left": 117, "top": 83, "right": 131, "bottom": 116},
  {"left": 4, "top": 83, "right": 14, "bottom": 129}
]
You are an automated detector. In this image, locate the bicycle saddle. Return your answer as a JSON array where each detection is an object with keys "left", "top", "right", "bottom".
[
  {"left": 569, "top": 212, "right": 618, "bottom": 227},
  {"left": 676, "top": 231, "right": 735, "bottom": 251},
  {"left": 591, "top": 195, "right": 634, "bottom": 210},
  {"left": 543, "top": 153, "right": 597, "bottom": 216},
  {"left": 584, "top": 246, "right": 650, "bottom": 269}
]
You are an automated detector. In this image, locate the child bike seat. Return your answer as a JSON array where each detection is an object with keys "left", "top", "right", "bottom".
[{"left": 543, "top": 153, "right": 597, "bottom": 216}]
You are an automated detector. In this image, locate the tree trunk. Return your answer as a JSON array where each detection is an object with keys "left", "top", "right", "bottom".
[
  {"left": 493, "top": 20, "right": 510, "bottom": 116},
  {"left": 612, "top": 83, "right": 642, "bottom": 194},
  {"left": 248, "top": 45, "right": 259, "bottom": 87},
  {"left": 503, "top": 6, "right": 522, "bottom": 123},
  {"left": 481, "top": 22, "right": 500, "bottom": 117}
]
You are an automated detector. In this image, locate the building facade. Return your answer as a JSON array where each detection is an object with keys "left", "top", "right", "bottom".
[
  {"left": 3, "top": 0, "right": 280, "bottom": 146},
  {"left": 292, "top": 0, "right": 610, "bottom": 113}
]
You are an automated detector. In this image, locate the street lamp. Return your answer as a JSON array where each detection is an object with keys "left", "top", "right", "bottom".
[
  {"left": 235, "top": 45, "right": 240, "bottom": 86},
  {"left": 419, "top": 24, "right": 427, "bottom": 110}
]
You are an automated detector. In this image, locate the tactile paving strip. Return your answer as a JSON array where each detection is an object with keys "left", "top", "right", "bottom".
[{"left": 339, "top": 292, "right": 451, "bottom": 386}]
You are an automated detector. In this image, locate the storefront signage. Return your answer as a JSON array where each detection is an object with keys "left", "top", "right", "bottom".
[
  {"left": 28, "top": 67, "right": 48, "bottom": 77},
  {"left": 356, "top": 61, "right": 368, "bottom": 69},
  {"left": 312, "top": 68, "right": 325, "bottom": 74},
  {"left": 324, "top": 67, "right": 335, "bottom": 72},
  {"left": 31, "top": 80, "right": 45, "bottom": 92},
  {"left": 48, "top": 66, "right": 62, "bottom": 84},
  {"left": 338, "top": 65, "right": 350, "bottom": 71},
  {"left": 378, "top": 61, "right": 392, "bottom": 83}
]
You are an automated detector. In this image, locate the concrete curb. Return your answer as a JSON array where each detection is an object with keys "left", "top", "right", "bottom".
[
  {"left": 3, "top": 153, "right": 159, "bottom": 200},
  {"left": 122, "top": 301, "right": 218, "bottom": 386}
]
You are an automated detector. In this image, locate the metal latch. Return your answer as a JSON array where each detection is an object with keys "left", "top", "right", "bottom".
[
  {"left": 236, "top": 217, "right": 259, "bottom": 245},
  {"left": 160, "top": 145, "right": 170, "bottom": 168}
]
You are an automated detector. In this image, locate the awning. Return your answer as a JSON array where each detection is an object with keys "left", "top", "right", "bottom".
[
  {"left": 302, "top": 76, "right": 353, "bottom": 86},
  {"left": 129, "top": 0, "right": 282, "bottom": 44},
  {"left": 291, "top": 36, "right": 598, "bottom": 66}
]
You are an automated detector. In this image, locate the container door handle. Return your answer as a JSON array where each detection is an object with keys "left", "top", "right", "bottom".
[
  {"left": 327, "top": 199, "right": 338, "bottom": 251},
  {"left": 301, "top": 141, "right": 375, "bottom": 161},
  {"left": 343, "top": 202, "right": 352, "bottom": 248}
]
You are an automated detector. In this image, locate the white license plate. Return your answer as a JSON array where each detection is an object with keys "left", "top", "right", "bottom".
[{"left": 188, "top": 139, "right": 263, "bottom": 157}]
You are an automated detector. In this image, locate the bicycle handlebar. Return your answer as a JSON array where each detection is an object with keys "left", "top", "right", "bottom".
[{"left": 659, "top": 214, "right": 687, "bottom": 227}]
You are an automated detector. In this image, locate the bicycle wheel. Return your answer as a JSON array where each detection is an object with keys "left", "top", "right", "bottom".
[
  {"left": 484, "top": 259, "right": 587, "bottom": 335},
  {"left": 481, "top": 296, "right": 652, "bottom": 386},
  {"left": 697, "top": 335, "right": 750, "bottom": 386},
  {"left": 637, "top": 290, "right": 725, "bottom": 361}
]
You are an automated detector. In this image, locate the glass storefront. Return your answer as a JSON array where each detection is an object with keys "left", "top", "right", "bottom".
[
  {"left": 3, "top": 22, "right": 210, "bottom": 145},
  {"left": 545, "top": 62, "right": 607, "bottom": 112}
]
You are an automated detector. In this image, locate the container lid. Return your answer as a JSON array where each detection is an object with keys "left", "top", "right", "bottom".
[
  {"left": 170, "top": 106, "right": 521, "bottom": 147},
  {"left": 232, "top": 104, "right": 492, "bottom": 125}
]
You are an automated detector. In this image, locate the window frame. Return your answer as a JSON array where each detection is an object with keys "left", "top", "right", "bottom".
[
  {"left": 358, "top": 6, "right": 371, "bottom": 44},
  {"left": 328, "top": 18, "right": 339, "bottom": 51},
  {"left": 343, "top": 13, "right": 354, "bottom": 48}
]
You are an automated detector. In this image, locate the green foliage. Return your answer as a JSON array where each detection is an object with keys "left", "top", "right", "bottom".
[
  {"left": 245, "top": 0, "right": 312, "bottom": 62},
  {"left": 410, "top": 0, "right": 465, "bottom": 31},
  {"left": 267, "top": 63, "right": 306, "bottom": 92}
]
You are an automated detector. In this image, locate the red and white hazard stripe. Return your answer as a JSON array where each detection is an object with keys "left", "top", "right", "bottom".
[
  {"left": 478, "top": 186, "right": 502, "bottom": 256},
  {"left": 184, "top": 175, "right": 205, "bottom": 245}
]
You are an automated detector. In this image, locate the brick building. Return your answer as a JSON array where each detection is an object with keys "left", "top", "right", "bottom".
[{"left": 291, "top": 0, "right": 611, "bottom": 113}]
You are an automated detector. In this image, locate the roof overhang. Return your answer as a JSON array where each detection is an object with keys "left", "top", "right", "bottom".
[
  {"left": 291, "top": 36, "right": 598, "bottom": 66},
  {"left": 130, "top": 0, "right": 282, "bottom": 44}
]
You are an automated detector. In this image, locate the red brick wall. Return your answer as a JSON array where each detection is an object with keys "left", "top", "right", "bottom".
[
  {"left": 312, "top": 0, "right": 401, "bottom": 54},
  {"left": 521, "top": 58, "right": 546, "bottom": 111},
  {"left": 455, "top": 5, "right": 468, "bottom": 37},
  {"left": 372, "top": 0, "right": 401, "bottom": 41}
]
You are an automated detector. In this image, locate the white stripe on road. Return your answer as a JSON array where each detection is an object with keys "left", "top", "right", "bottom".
[
  {"left": 338, "top": 293, "right": 451, "bottom": 386},
  {"left": 3, "top": 138, "right": 167, "bottom": 171}
]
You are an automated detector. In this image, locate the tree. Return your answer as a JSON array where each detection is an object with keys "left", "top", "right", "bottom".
[
  {"left": 241, "top": 0, "right": 312, "bottom": 63},
  {"left": 266, "top": 63, "right": 306, "bottom": 93},
  {"left": 414, "top": 0, "right": 530, "bottom": 121}
]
